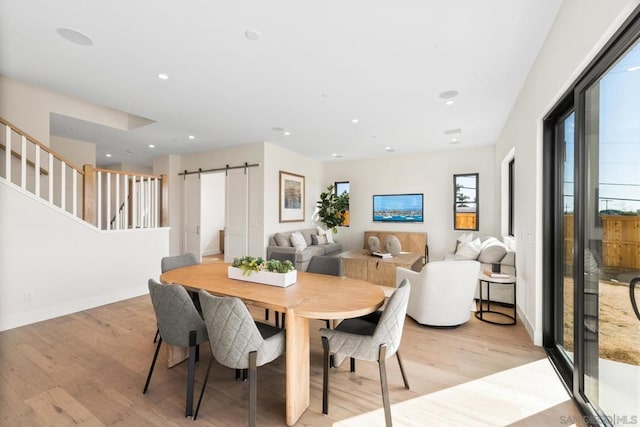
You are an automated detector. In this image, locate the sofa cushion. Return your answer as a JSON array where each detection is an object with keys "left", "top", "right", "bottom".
[
  {"left": 321, "top": 243, "right": 342, "bottom": 255},
  {"left": 318, "top": 226, "right": 335, "bottom": 243},
  {"left": 296, "top": 245, "right": 325, "bottom": 262},
  {"left": 290, "top": 231, "right": 307, "bottom": 252},
  {"left": 274, "top": 232, "right": 291, "bottom": 247},
  {"left": 478, "top": 238, "right": 508, "bottom": 264},
  {"left": 311, "top": 234, "right": 328, "bottom": 245},
  {"left": 455, "top": 238, "right": 481, "bottom": 260},
  {"left": 455, "top": 232, "right": 474, "bottom": 251}
]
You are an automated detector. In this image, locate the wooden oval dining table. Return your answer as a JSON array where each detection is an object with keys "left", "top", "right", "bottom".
[{"left": 160, "top": 261, "right": 386, "bottom": 426}]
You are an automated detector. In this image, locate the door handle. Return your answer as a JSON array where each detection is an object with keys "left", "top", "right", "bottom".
[{"left": 630, "top": 277, "right": 640, "bottom": 321}]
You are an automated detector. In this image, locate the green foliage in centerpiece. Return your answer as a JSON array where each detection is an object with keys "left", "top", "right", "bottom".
[
  {"left": 264, "top": 259, "right": 295, "bottom": 273},
  {"left": 232, "top": 256, "right": 295, "bottom": 275}
]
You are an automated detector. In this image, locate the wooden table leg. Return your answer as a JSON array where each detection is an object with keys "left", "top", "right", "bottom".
[
  {"left": 285, "top": 310, "right": 309, "bottom": 426},
  {"left": 167, "top": 344, "right": 188, "bottom": 368}
]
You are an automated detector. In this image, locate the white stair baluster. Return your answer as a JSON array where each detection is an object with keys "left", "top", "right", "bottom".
[
  {"left": 4, "top": 126, "right": 10, "bottom": 181},
  {"left": 124, "top": 175, "right": 129, "bottom": 229},
  {"left": 20, "top": 136, "right": 26, "bottom": 189},
  {"left": 72, "top": 168, "right": 78, "bottom": 217},
  {"left": 97, "top": 171, "right": 102, "bottom": 229},
  {"left": 106, "top": 173, "right": 111, "bottom": 229},
  {"left": 115, "top": 173, "right": 120, "bottom": 230},
  {"left": 61, "top": 163, "right": 66, "bottom": 211},
  {"left": 133, "top": 176, "right": 138, "bottom": 229},
  {"left": 48, "top": 153, "right": 54, "bottom": 203},
  {"left": 34, "top": 146, "right": 40, "bottom": 197}
]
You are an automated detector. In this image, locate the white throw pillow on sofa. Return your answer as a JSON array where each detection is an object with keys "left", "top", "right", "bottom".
[
  {"left": 455, "top": 232, "right": 474, "bottom": 251},
  {"left": 455, "top": 238, "right": 482, "bottom": 260},
  {"left": 317, "top": 226, "right": 334, "bottom": 243},
  {"left": 478, "top": 237, "right": 508, "bottom": 263},
  {"left": 290, "top": 231, "right": 307, "bottom": 252}
]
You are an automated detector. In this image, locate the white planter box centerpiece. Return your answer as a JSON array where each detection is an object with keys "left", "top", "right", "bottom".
[{"left": 227, "top": 266, "right": 297, "bottom": 287}]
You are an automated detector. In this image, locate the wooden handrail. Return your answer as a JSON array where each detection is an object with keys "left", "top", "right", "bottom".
[
  {"left": 0, "top": 142, "right": 49, "bottom": 176},
  {"left": 0, "top": 117, "right": 84, "bottom": 174},
  {"left": 2, "top": 117, "right": 169, "bottom": 229}
]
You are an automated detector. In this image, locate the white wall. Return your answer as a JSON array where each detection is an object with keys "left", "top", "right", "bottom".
[
  {"left": 153, "top": 155, "right": 182, "bottom": 255},
  {"left": 263, "top": 142, "right": 325, "bottom": 246},
  {"left": 0, "top": 74, "right": 140, "bottom": 147},
  {"left": 50, "top": 135, "right": 96, "bottom": 168},
  {"left": 0, "top": 180, "right": 169, "bottom": 331},
  {"left": 323, "top": 145, "right": 498, "bottom": 261},
  {"left": 200, "top": 172, "right": 225, "bottom": 255},
  {"left": 494, "top": 0, "right": 640, "bottom": 344}
]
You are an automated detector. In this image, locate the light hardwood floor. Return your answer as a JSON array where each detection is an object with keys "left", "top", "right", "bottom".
[{"left": 0, "top": 295, "right": 584, "bottom": 426}]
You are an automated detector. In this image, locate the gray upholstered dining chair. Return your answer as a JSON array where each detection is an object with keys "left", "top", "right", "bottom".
[
  {"left": 161, "top": 253, "right": 198, "bottom": 273},
  {"left": 153, "top": 253, "right": 199, "bottom": 343},
  {"left": 306, "top": 255, "right": 343, "bottom": 277},
  {"left": 307, "top": 255, "right": 343, "bottom": 328},
  {"left": 320, "top": 279, "right": 411, "bottom": 427},
  {"left": 194, "top": 290, "right": 285, "bottom": 426},
  {"left": 143, "top": 279, "right": 208, "bottom": 418}
]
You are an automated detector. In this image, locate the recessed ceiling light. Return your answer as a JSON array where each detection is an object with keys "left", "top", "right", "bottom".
[
  {"left": 628, "top": 65, "right": 640, "bottom": 72},
  {"left": 245, "top": 29, "right": 261, "bottom": 41},
  {"left": 450, "top": 138, "right": 459, "bottom": 144},
  {"left": 188, "top": 135, "right": 195, "bottom": 140},
  {"left": 332, "top": 153, "right": 343, "bottom": 158},
  {"left": 56, "top": 27, "right": 93, "bottom": 46},
  {"left": 148, "top": 144, "right": 155, "bottom": 148},
  {"left": 385, "top": 147, "right": 395, "bottom": 152},
  {"left": 352, "top": 118, "right": 359, "bottom": 123},
  {"left": 157, "top": 73, "right": 169, "bottom": 80},
  {"left": 284, "top": 131, "right": 291, "bottom": 136},
  {"left": 105, "top": 153, "right": 112, "bottom": 157},
  {"left": 445, "top": 100, "right": 455, "bottom": 106},
  {"left": 439, "top": 90, "right": 459, "bottom": 99}
]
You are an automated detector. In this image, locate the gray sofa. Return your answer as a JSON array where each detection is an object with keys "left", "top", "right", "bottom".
[
  {"left": 266, "top": 228, "right": 342, "bottom": 271},
  {"left": 444, "top": 235, "right": 516, "bottom": 304}
]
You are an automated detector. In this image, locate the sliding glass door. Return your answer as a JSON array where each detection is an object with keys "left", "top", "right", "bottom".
[
  {"left": 545, "top": 12, "right": 640, "bottom": 425},
  {"left": 580, "top": 37, "right": 640, "bottom": 422}
]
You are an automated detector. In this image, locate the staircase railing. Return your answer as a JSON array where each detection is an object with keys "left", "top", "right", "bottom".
[{"left": 0, "top": 117, "right": 168, "bottom": 230}]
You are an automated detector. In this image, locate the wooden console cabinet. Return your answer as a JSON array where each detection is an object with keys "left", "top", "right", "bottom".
[{"left": 341, "top": 249, "right": 423, "bottom": 287}]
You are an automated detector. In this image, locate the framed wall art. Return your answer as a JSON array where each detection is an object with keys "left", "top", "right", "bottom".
[{"left": 279, "top": 171, "right": 305, "bottom": 222}]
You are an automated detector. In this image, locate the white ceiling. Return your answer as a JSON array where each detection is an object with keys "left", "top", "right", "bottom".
[{"left": 0, "top": 0, "right": 563, "bottom": 167}]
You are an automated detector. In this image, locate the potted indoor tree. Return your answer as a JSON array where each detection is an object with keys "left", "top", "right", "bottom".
[{"left": 316, "top": 184, "right": 350, "bottom": 233}]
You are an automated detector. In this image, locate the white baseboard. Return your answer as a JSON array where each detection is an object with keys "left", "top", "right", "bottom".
[{"left": 0, "top": 286, "right": 148, "bottom": 332}]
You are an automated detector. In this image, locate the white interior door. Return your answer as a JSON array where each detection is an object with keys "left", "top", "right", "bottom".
[
  {"left": 224, "top": 168, "right": 248, "bottom": 262},
  {"left": 183, "top": 174, "right": 202, "bottom": 262}
]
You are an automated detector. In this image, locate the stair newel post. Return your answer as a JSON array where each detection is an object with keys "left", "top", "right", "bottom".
[
  {"left": 160, "top": 174, "right": 169, "bottom": 227},
  {"left": 83, "top": 164, "right": 96, "bottom": 226}
]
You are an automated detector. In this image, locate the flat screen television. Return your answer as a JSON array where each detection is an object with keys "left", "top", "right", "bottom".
[{"left": 372, "top": 193, "right": 424, "bottom": 223}]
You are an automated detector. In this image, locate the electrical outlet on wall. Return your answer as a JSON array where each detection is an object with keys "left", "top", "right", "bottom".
[
  {"left": 24, "top": 292, "right": 33, "bottom": 303},
  {"left": 527, "top": 232, "right": 533, "bottom": 244}
]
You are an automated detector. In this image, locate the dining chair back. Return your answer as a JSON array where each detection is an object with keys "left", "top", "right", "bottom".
[
  {"left": 161, "top": 253, "right": 198, "bottom": 273},
  {"left": 143, "top": 279, "right": 208, "bottom": 417},
  {"left": 320, "top": 279, "right": 411, "bottom": 426},
  {"left": 194, "top": 291, "right": 285, "bottom": 426}
]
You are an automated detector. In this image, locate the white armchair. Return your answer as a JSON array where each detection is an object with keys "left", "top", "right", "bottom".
[{"left": 396, "top": 260, "right": 481, "bottom": 327}]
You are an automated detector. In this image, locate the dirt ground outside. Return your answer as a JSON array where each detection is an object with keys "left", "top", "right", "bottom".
[{"left": 563, "top": 277, "right": 640, "bottom": 366}]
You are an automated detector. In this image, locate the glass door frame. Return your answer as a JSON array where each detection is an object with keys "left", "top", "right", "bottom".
[{"left": 543, "top": 6, "right": 640, "bottom": 424}]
